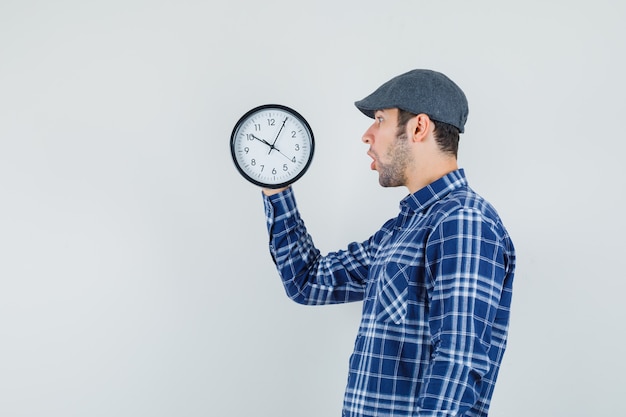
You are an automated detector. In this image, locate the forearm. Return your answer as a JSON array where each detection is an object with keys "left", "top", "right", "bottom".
[
  {"left": 415, "top": 213, "right": 507, "bottom": 415},
  {"left": 263, "top": 188, "right": 368, "bottom": 305},
  {"left": 415, "top": 339, "right": 487, "bottom": 416}
]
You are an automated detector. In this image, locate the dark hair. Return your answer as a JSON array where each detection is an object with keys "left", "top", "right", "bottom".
[{"left": 396, "top": 109, "right": 460, "bottom": 157}]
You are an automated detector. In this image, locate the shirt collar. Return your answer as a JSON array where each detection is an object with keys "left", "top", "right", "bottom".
[{"left": 401, "top": 169, "right": 468, "bottom": 213}]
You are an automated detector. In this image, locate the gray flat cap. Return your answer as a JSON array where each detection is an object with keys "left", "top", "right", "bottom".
[{"left": 355, "top": 69, "right": 469, "bottom": 133}]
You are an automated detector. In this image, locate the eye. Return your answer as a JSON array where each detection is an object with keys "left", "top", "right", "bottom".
[{"left": 376, "top": 116, "right": 384, "bottom": 124}]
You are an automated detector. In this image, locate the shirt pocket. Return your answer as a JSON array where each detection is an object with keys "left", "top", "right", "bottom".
[{"left": 375, "top": 262, "right": 411, "bottom": 325}]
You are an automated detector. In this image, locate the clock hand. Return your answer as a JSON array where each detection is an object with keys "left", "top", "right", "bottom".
[
  {"left": 269, "top": 117, "right": 288, "bottom": 154},
  {"left": 251, "top": 134, "right": 294, "bottom": 162},
  {"left": 274, "top": 147, "right": 296, "bottom": 163},
  {"left": 250, "top": 134, "right": 273, "bottom": 148}
]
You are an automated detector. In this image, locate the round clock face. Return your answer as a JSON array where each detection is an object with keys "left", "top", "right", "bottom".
[{"left": 230, "top": 104, "right": 315, "bottom": 189}]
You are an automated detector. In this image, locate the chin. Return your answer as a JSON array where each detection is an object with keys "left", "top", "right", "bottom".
[{"left": 378, "top": 175, "right": 406, "bottom": 188}]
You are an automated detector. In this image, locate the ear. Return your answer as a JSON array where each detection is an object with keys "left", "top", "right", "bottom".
[{"left": 408, "top": 113, "right": 432, "bottom": 143}]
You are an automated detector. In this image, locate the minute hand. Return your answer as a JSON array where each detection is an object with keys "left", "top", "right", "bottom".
[{"left": 268, "top": 117, "right": 287, "bottom": 154}]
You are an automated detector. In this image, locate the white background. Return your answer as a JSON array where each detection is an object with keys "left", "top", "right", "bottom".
[{"left": 1, "top": 1, "right": 625, "bottom": 416}]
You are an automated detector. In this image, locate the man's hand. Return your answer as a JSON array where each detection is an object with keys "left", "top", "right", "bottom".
[{"left": 262, "top": 186, "right": 290, "bottom": 196}]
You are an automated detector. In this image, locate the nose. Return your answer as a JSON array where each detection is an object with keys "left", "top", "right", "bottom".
[{"left": 362, "top": 123, "right": 375, "bottom": 144}]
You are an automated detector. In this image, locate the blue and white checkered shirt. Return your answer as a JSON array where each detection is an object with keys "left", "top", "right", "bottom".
[{"left": 263, "top": 169, "right": 516, "bottom": 417}]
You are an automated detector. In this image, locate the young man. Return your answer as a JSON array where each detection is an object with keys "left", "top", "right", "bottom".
[{"left": 262, "top": 69, "right": 516, "bottom": 417}]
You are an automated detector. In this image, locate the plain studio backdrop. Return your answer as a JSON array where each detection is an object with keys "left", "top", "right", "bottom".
[{"left": 1, "top": 1, "right": 624, "bottom": 416}]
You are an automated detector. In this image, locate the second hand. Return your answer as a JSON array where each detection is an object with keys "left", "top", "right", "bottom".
[{"left": 250, "top": 134, "right": 294, "bottom": 163}]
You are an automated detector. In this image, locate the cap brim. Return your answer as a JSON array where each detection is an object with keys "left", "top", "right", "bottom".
[{"left": 354, "top": 100, "right": 376, "bottom": 118}]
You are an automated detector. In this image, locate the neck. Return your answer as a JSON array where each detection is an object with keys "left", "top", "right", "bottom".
[{"left": 405, "top": 158, "right": 458, "bottom": 194}]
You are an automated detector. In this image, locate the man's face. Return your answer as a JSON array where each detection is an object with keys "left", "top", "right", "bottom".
[{"left": 362, "top": 109, "right": 412, "bottom": 188}]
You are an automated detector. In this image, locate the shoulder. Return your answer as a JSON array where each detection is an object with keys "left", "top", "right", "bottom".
[{"left": 429, "top": 186, "right": 510, "bottom": 241}]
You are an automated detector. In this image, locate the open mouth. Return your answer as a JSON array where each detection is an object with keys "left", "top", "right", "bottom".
[{"left": 367, "top": 151, "right": 377, "bottom": 170}]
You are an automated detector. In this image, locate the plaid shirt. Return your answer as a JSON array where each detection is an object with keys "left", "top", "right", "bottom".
[{"left": 263, "top": 169, "right": 516, "bottom": 417}]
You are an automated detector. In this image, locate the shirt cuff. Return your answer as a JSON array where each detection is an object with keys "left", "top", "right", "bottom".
[{"left": 263, "top": 187, "right": 297, "bottom": 224}]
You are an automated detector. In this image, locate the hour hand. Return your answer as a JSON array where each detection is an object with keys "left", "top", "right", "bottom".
[{"left": 250, "top": 134, "right": 272, "bottom": 148}]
